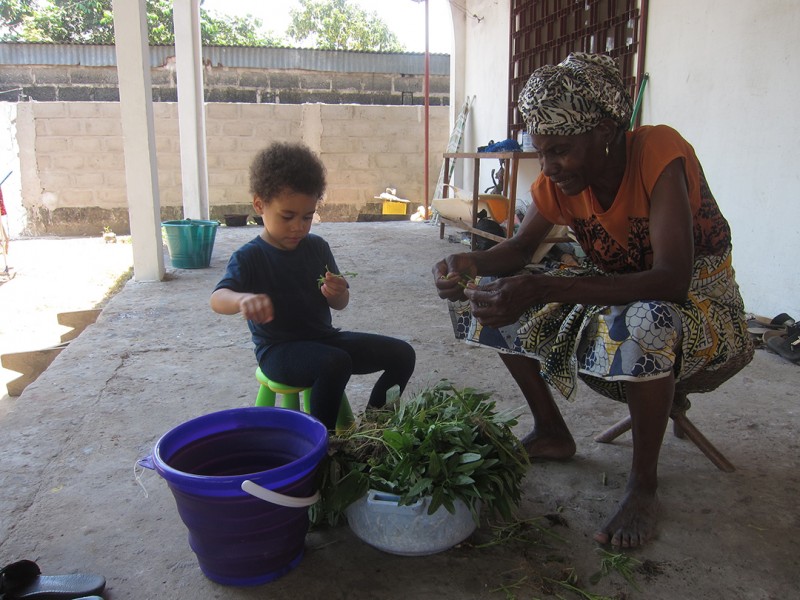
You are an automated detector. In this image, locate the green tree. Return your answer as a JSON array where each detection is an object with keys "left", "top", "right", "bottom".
[
  {"left": 287, "top": 0, "right": 404, "bottom": 52},
  {"left": 0, "top": 0, "right": 280, "bottom": 45},
  {"left": 27, "top": 0, "right": 116, "bottom": 43},
  {"left": 0, "top": 0, "right": 35, "bottom": 39},
  {"left": 200, "top": 8, "right": 281, "bottom": 47}
]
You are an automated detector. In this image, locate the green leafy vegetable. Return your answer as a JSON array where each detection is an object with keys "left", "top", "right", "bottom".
[
  {"left": 317, "top": 264, "right": 358, "bottom": 288},
  {"left": 439, "top": 273, "right": 476, "bottom": 289},
  {"left": 310, "top": 380, "right": 529, "bottom": 527},
  {"left": 589, "top": 549, "right": 642, "bottom": 590}
]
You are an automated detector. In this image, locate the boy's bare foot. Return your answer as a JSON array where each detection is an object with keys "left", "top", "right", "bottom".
[
  {"left": 594, "top": 487, "right": 660, "bottom": 548},
  {"left": 521, "top": 430, "right": 576, "bottom": 460}
]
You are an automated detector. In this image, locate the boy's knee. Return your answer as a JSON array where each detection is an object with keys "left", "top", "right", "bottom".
[
  {"left": 320, "top": 351, "right": 352, "bottom": 375},
  {"left": 396, "top": 340, "right": 417, "bottom": 370}
]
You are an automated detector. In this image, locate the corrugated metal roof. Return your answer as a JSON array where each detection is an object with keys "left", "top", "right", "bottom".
[
  {"left": 1, "top": 43, "right": 118, "bottom": 66},
  {"left": 0, "top": 43, "right": 449, "bottom": 75}
]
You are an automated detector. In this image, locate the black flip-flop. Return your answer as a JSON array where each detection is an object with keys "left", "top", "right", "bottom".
[
  {"left": 751, "top": 313, "right": 796, "bottom": 330},
  {"left": 765, "top": 325, "right": 800, "bottom": 364},
  {"left": 0, "top": 560, "right": 105, "bottom": 600}
]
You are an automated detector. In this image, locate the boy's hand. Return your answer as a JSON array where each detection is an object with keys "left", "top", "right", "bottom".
[
  {"left": 239, "top": 293, "right": 274, "bottom": 324},
  {"left": 320, "top": 271, "right": 348, "bottom": 299}
]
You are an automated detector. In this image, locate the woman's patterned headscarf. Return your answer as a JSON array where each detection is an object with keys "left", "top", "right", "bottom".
[{"left": 518, "top": 53, "right": 633, "bottom": 136}]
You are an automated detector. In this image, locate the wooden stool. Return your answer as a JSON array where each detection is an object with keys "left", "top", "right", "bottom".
[
  {"left": 255, "top": 367, "right": 355, "bottom": 433},
  {"left": 592, "top": 344, "right": 755, "bottom": 474},
  {"left": 595, "top": 391, "right": 735, "bottom": 472}
]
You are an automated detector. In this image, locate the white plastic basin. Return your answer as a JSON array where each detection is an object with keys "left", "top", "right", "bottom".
[{"left": 345, "top": 490, "right": 478, "bottom": 556}]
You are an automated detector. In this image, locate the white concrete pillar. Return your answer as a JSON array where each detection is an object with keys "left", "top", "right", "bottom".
[
  {"left": 112, "top": 0, "right": 165, "bottom": 282},
  {"left": 173, "top": 0, "right": 209, "bottom": 220},
  {"left": 449, "top": 1, "right": 466, "bottom": 126},
  {"left": 448, "top": 1, "right": 467, "bottom": 189}
]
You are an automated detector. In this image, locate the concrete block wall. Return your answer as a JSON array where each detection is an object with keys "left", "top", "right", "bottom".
[
  {"left": 13, "top": 101, "right": 449, "bottom": 236},
  {"left": 0, "top": 64, "right": 449, "bottom": 107},
  {"left": 319, "top": 104, "right": 436, "bottom": 214}
]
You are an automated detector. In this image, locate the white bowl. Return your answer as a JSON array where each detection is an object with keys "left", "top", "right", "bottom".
[{"left": 345, "top": 490, "right": 478, "bottom": 556}]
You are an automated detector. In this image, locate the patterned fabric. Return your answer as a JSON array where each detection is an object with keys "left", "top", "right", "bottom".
[
  {"left": 448, "top": 249, "right": 752, "bottom": 403},
  {"left": 518, "top": 52, "right": 633, "bottom": 136}
]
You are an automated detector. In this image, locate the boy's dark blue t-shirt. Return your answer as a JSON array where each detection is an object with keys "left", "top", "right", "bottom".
[{"left": 214, "top": 233, "right": 340, "bottom": 360}]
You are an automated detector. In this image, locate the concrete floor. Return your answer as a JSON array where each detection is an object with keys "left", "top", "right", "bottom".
[{"left": 1, "top": 222, "right": 798, "bottom": 600}]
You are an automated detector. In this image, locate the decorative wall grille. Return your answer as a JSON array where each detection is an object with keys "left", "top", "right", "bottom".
[{"left": 508, "top": 0, "right": 648, "bottom": 138}]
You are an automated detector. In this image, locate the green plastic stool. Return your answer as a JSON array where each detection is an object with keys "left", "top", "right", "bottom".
[{"left": 255, "top": 366, "right": 355, "bottom": 433}]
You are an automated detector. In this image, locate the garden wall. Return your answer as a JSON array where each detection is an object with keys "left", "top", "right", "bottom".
[
  {"left": 10, "top": 101, "right": 450, "bottom": 236},
  {"left": 0, "top": 44, "right": 451, "bottom": 236}
]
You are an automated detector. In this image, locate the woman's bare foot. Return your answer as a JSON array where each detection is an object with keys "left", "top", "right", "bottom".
[
  {"left": 594, "top": 487, "right": 660, "bottom": 548},
  {"left": 521, "top": 429, "right": 576, "bottom": 459}
]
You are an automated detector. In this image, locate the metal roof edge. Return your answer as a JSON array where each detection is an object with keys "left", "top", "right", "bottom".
[{"left": 0, "top": 42, "right": 450, "bottom": 75}]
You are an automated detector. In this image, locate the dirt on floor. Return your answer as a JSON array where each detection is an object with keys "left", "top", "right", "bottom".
[{"left": 0, "top": 221, "right": 798, "bottom": 600}]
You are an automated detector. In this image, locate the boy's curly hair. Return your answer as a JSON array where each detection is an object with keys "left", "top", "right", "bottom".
[{"left": 249, "top": 142, "right": 327, "bottom": 202}]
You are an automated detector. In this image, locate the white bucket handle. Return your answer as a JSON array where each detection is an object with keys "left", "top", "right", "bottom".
[{"left": 241, "top": 479, "right": 320, "bottom": 508}]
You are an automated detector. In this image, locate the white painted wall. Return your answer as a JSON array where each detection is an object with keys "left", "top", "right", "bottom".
[
  {"left": 455, "top": 0, "right": 799, "bottom": 318},
  {"left": 462, "top": 0, "right": 509, "bottom": 160},
  {"left": 457, "top": 1, "right": 541, "bottom": 209},
  {"left": 641, "top": 0, "right": 799, "bottom": 319}
]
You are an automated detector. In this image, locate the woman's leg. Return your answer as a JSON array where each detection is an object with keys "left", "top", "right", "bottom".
[
  {"left": 325, "top": 332, "right": 416, "bottom": 408},
  {"left": 260, "top": 341, "right": 352, "bottom": 430},
  {"left": 499, "top": 353, "right": 576, "bottom": 459},
  {"left": 594, "top": 372, "right": 673, "bottom": 548}
]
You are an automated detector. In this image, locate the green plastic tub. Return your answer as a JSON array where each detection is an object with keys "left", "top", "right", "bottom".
[{"left": 162, "top": 219, "right": 219, "bottom": 269}]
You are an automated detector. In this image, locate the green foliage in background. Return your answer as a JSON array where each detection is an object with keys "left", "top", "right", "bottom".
[
  {"left": 287, "top": 0, "right": 404, "bottom": 52},
  {"left": 0, "top": 0, "right": 279, "bottom": 45},
  {"left": 0, "top": 0, "right": 403, "bottom": 51}
]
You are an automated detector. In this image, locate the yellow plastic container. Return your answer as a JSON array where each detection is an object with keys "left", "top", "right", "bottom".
[{"left": 382, "top": 200, "right": 408, "bottom": 215}]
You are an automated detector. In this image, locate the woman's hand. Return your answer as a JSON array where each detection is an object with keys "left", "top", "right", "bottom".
[
  {"left": 463, "top": 273, "right": 537, "bottom": 328},
  {"left": 432, "top": 253, "right": 478, "bottom": 301},
  {"left": 238, "top": 293, "right": 274, "bottom": 324},
  {"left": 433, "top": 210, "right": 557, "bottom": 303}
]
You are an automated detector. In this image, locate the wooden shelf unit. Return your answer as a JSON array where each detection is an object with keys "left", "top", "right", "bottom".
[{"left": 437, "top": 151, "right": 540, "bottom": 250}]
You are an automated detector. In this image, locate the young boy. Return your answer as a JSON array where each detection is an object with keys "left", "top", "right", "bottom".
[{"left": 210, "top": 142, "right": 416, "bottom": 430}]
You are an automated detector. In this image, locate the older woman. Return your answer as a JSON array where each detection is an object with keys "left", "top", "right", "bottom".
[{"left": 433, "top": 53, "right": 752, "bottom": 548}]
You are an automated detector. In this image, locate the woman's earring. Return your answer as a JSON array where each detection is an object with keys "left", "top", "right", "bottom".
[{"left": 605, "top": 142, "right": 610, "bottom": 157}]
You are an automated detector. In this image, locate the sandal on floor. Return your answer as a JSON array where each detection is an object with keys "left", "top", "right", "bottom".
[
  {"left": 762, "top": 329, "right": 784, "bottom": 344},
  {"left": 765, "top": 324, "right": 800, "bottom": 364},
  {"left": 747, "top": 319, "right": 780, "bottom": 337},
  {"left": 750, "top": 312, "right": 796, "bottom": 330},
  {"left": 0, "top": 560, "right": 105, "bottom": 600}
]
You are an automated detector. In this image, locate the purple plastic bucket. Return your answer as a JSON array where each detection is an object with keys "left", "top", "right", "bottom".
[{"left": 147, "top": 407, "right": 328, "bottom": 586}]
